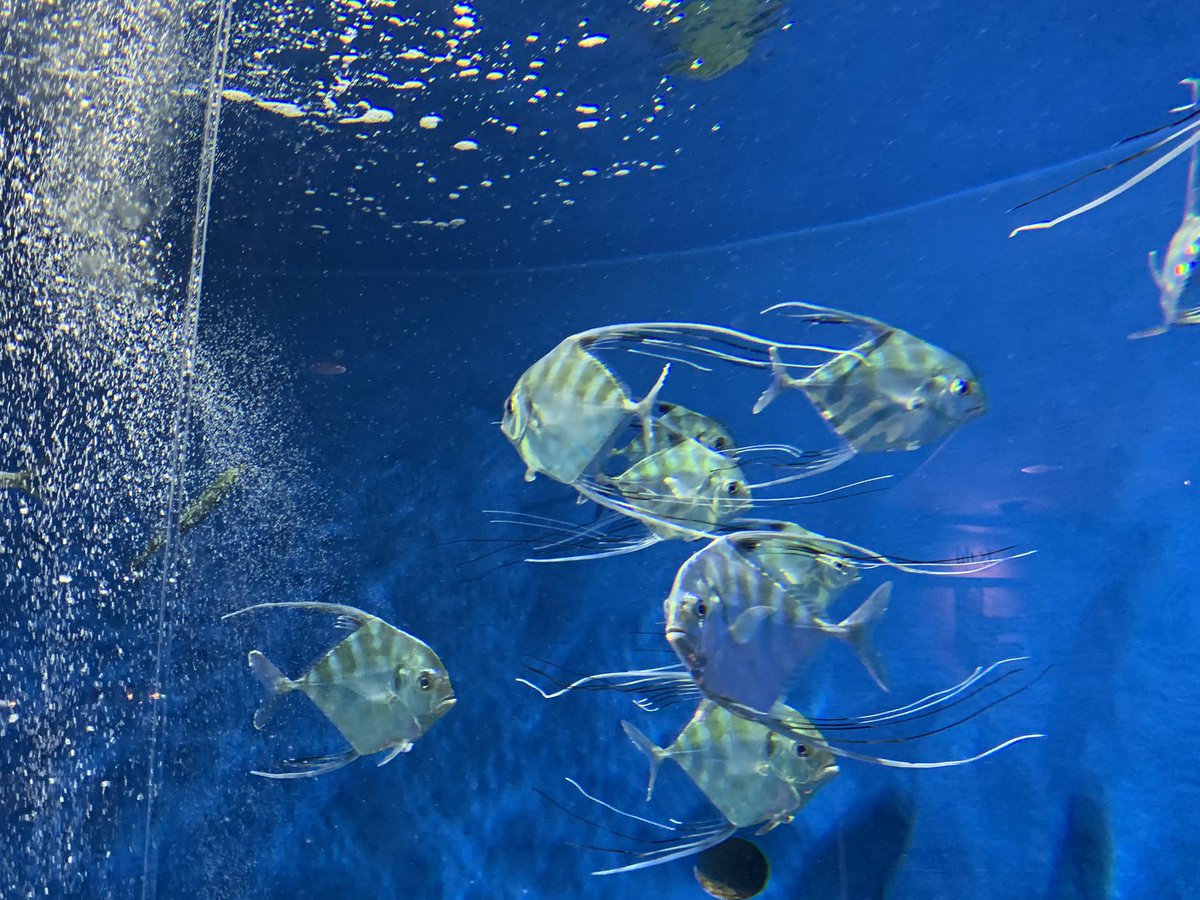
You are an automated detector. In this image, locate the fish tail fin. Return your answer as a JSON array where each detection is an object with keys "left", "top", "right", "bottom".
[
  {"left": 838, "top": 581, "right": 892, "bottom": 692},
  {"left": 752, "top": 346, "right": 803, "bottom": 414},
  {"left": 620, "top": 720, "right": 666, "bottom": 801},
  {"left": 634, "top": 363, "right": 671, "bottom": 451},
  {"left": 247, "top": 650, "right": 294, "bottom": 730}
]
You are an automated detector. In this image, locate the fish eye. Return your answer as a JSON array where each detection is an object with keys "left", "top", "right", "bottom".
[
  {"left": 695, "top": 599, "right": 707, "bottom": 619},
  {"left": 418, "top": 671, "right": 433, "bottom": 691},
  {"left": 794, "top": 743, "right": 808, "bottom": 757},
  {"left": 950, "top": 378, "right": 971, "bottom": 396},
  {"left": 711, "top": 436, "right": 727, "bottom": 451},
  {"left": 726, "top": 480, "right": 743, "bottom": 496},
  {"left": 505, "top": 395, "right": 516, "bottom": 415}
]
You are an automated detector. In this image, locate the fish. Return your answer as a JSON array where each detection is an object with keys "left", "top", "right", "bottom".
[
  {"left": 596, "top": 437, "right": 753, "bottom": 540},
  {"left": 502, "top": 321, "right": 847, "bottom": 486},
  {"left": 1130, "top": 80, "right": 1200, "bottom": 339},
  {"left": 611, "top": 401, "right": 737, "bottom": 464},
  {"left": 571, "top": 699, "right": 837, "bottom": 876},
  {"left": 131, "top": 465, "right": 244, "bottom": 571},
  {"left": 664, "top": 534, "right": 891, "bottom": 713},
  {"left": 664, "top": 0, "right": 787, "bottom": 81},
  {"left": 222, "top": 601, "right": 455, "bottom": 778},
  {"left": 0, "top": 466, "right": 39, "bottom": 499},
  {"left": 754, "top": 303, "right": 987, "bottom": 457},
  {"left": 501, "top": 335, "right": 669, "bottom": 486},
  {"left": 1011, "top": 78, "right": 1200, "bottom": 238},
  {"left": 622, "top": 699, "right": 839, "bottom": 832}
]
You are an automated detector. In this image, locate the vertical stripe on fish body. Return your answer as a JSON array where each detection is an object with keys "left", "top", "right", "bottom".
[
  {"left": 614, "top": 401, "right": 738, "bottom": 464},
  {"left": 501, "top": 337, "right": 638, "bottom": 485},
  {"left": 799, "top": 327, "right": 986, "bottom": 454},
  {"left": 664, "top": 538, "right": 832, "bottom": 712},
  {"left": 665, "top": 536, "right": 891, "bottom": 711},
  {"left": 296, "top": 615, "right": 455, "bottom": 757},
  {"left": 610, "top": 438, "right": 752, "bottom": 539},
  {"left": 628, "top": 699, "right": 838, "bottom": 830}
]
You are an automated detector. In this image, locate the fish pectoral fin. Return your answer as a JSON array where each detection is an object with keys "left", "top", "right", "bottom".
[
  {"left": 251, "top": 748, "right": 360, "bottom": 779},
  {"left": 377, "top": 742, "right": 414, "bottom": 767},
  {"left": 730, "top": 606, "right": 774, "bottom": 645}
]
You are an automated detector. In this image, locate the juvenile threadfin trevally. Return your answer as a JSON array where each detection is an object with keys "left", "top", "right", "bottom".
[
  {"left": 501, "top": 335, "right": 669, "bottom": 486},
  {"left": 131, "top": 465, "right": 244, "bottom": 572},
  {"left": 612, "top": 401, "right": 737, "bottom": 464},
  {"left": 601, "top": 437, "right": 753, "bottom": 540},
  {"left": 754, "top": 303, "right": 987, "bottom": 458},
  {"left": 664, "top": 535, "right": 891, "bottom": 712},
  {"left": 623, "top": 699, "right": 838, "bottom": 831},
  {"left": 730, "top": 521, "right": 862, "bottom": 604},
  {"left": 1131, "top": 78, "right": 1200, "bottom": 339},
  {"left": 223, "top": 601, "right": 455, "bottom": 778},
  {"left": 574, "top": 698, "right": 837, "bottom": 876}
]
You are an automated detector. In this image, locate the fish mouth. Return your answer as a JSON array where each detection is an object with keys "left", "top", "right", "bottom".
[{"left": 436, "top": 695, "right": 457, "bottom": 713}]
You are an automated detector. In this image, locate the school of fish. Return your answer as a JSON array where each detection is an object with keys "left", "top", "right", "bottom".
[{"left": 501, "top": 304, "right": 1047, "bottom": 875}]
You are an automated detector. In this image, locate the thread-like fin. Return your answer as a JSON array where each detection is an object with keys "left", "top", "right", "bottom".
[
  {"left": 251, "top": 748, "right": 359, "bottom": 779},
  {"left": 1127, "top": 324, "right": 1169, "bottom": 340},
  {"left": 247, "top": 650, "right": 293, "bottom": 730},
  {"left": 222, "top": 601, "right": 374, "bottom": 627},
  {"left": 620, "top": 720, "right": 666, "bottom": 800},
  {"left": 838, "top": 581, "right": 892, "bottom": 691}
]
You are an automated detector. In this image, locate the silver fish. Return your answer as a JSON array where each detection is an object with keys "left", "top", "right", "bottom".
[
  {"left": 1131, "top": 80, "right": 1200, "bottom": 339},
  {"left": 664, "top": 535, "right": 891, "bottom": 713},
  {"left": 223, "top": 601, "right": 455, "bottom": 778},
  {"left": 501, "top": 335, "right": 668, "bottom": 486},
  {"left": 573, "top": 699, "right": 836, "bottom": 876},
  {"left": 623, "top": 699, "right": 838, "bottom": 831},
  {"left": 755, "top": 303, "right": 986, "bottom": 456},
  {"left": 132, "top": 465, "right": 244, "bottom": 571},
  {"left": 612, "top": 401, "right": 737, "bottom": 464},
  {"left": 599, "top": 437, "right": 753, "bottom": 540},
  {"left": 729, "top": 520, "right": 862, "bottom": 605}
]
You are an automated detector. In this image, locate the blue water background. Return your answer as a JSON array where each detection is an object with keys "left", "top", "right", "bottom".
[{"left": 88, "top": 1, "right": 1200, "bottom": 896}]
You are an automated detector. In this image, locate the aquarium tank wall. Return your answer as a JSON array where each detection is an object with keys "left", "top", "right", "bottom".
[{"left": 2, "top": 1, "right": 1198, "bottom": 898}]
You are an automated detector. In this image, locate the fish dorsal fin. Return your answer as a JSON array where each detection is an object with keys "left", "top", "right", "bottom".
[{"left": 730, "top": 606, "right": 774, "bottom": 645}]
